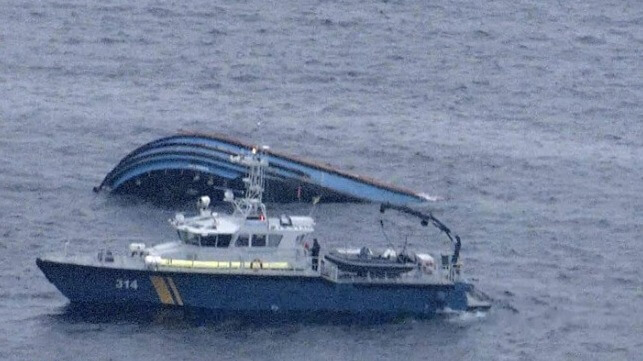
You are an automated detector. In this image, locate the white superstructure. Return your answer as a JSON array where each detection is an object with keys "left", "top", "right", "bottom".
[{"left": 136, "top": 147, "right": 316, "bottom": 273}]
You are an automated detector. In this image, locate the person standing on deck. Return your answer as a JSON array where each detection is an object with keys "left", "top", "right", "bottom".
[{"left": 311, "top": 238, "right": 321, "bottom": 271}]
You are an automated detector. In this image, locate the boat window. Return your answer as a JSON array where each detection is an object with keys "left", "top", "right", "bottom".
[
  {"left": 268, "top": 234, "right": 282, "bottom": 247},
  {"left": 178, "top": 230, "right": 200, "bottom": 246},
  {"left": 216, "top": 234, "right": 232, "bottom": 248},
  {"left": 235, "top": 234, "right": 249, "bottom": 247},
  {"left": 201, "top": 235, "right": 217, "bottom": 247},
  {"left": 251, "top": 234, "right": 266, "bottom": 247},
  {"left": 295, "top": 234, "right": 305, "bottom": 243}
]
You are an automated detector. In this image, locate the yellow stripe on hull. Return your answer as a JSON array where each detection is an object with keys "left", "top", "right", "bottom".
[
  {"left": 150, "top": 276, "right": 175, "bottom": 305},
  {"left": 156, "top": 258, "right": 292, "bottom": 270},
  {"left": 264, "top": 262, "right": 290, "bottom": 269},
  {"left": 166, "top": 277, "right": 183, "bottom": 306}
]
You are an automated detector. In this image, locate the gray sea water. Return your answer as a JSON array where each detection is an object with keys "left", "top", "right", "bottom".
[{"left": 1, "top": 0, "right": 642, "bottom": 360}]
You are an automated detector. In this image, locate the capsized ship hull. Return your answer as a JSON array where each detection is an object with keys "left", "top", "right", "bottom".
[
  {"left": 95, "top": 132, "right": 433, "bottom": 205},
  {"left": 37, "top": 258, "right": 481, "bottom": 316}
]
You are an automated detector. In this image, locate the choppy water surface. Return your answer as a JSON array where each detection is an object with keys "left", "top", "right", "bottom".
[{"left": 1, "top": 0, "right": 641, "bottom": 360}]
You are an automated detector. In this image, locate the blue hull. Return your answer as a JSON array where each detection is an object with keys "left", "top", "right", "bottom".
[
  {"left": 37, "top": 259, "right": 471, "bottom": 316},
  {"left": 95, "top": 133, "right": 429, "bottom": 205}
]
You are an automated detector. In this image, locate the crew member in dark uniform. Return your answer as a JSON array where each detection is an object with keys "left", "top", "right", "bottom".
[{"left": 311, "top": 238, "right": 321, "bottom": 271}]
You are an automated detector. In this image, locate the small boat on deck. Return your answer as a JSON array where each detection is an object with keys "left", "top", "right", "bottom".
[{"left": 324, "top": 248, "right": 417, "bottom": 278}]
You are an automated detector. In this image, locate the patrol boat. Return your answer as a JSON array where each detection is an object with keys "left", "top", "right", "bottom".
[{"left": 37, "top": 147, "right": 490, "bottom": 317}]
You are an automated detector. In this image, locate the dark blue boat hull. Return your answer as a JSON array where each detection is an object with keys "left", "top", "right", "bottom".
[
  {"left": 36, "top": 258, "right": 471, "bottom": 316},
  {"left": 95, "top": 133, "right": 430, "bottom": 205}
]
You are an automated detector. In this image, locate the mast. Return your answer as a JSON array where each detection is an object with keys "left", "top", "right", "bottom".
[{"left": 228, "top": 146, "right": 269, "bottom": 220}]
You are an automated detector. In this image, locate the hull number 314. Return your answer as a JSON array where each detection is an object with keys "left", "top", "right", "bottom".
[{"left": 115, "top": 279, "right": 138, "bottom": 290}]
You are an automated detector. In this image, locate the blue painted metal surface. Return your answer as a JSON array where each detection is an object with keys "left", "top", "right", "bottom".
[
  {"left": 96, "top": 132, "right": 429, "bottom": 205},
  {"left": 36, "top": 259, "right": 471, "bottom": 315}
]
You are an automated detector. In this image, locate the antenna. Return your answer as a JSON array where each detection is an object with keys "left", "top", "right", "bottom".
[
  {"left": 255, "top": 120, "right": 266, "bottom": 155},
  {"left": 308, "top": 195, "right": 321, "bottom": 217}
]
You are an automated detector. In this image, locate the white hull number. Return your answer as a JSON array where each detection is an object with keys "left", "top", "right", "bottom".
[{"left": 115, "top": 279, "right": 138, "bottom": 290}]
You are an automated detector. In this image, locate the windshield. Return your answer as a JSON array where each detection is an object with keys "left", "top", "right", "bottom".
[{"left": 177, "top": 230, "right": 199, "bottom": 245}]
